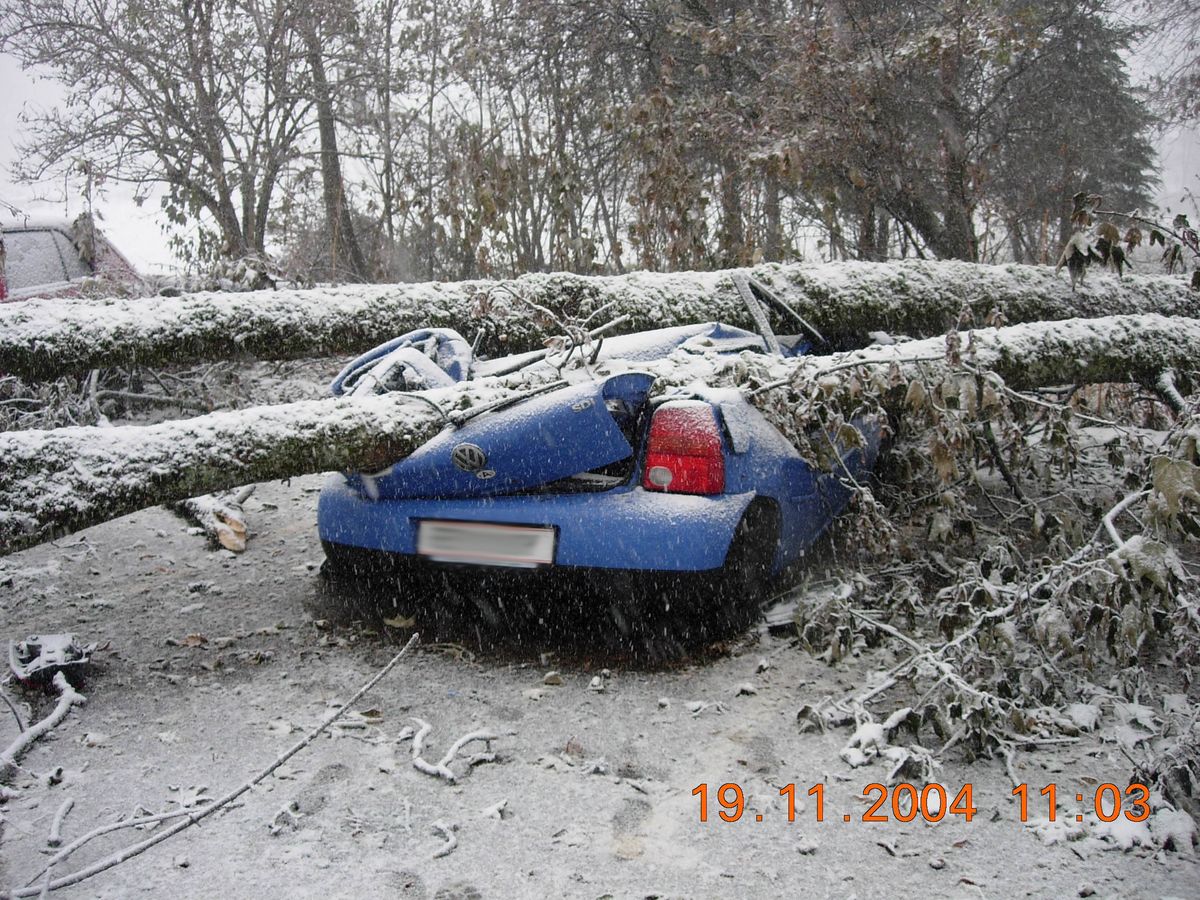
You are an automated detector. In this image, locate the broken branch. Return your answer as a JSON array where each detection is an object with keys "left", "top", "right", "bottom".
[
  {"left": 0, "top": 673, "right": 85, "bottom": 782},
  {"left": 1, "top": 634, "right": 419, "bottom": 898}
]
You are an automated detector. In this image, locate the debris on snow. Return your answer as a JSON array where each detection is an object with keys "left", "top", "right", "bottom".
[
  {"left": 1, "top": 672, "right": 86, "bottom": 780},
  {"left": 268, "top": 803, "right": 302, "bottom": 836},
  {"left": 431, "top": 821, "right": 458, "bottom": 858},
  {"left": 1093, "top": 815, "right": 1154, "bottom": 852},
  {"left": 1065, "top": 703, "right": 1102, "bottom": 733},
  {"left": 478, "top": 799, "right": 509, "bottom": 821},
  {"left": 1027, "top": 816, "right": 1087, "bottom": 845},
  {"left": 47, "top": 797, "right": 74, "bottom": 847},
  {"left": 840, "top": 721, "right": 887, "bottom": 767},
  {"left": 407, "top": 718, "right": 500, "bottom": 784},
  {"left": 1149, "top": 808, "right": 1197, "bottom": 856},
  {"left": 9, "top": 633, "right": 96, "bottom": 682},
  {"left": 174, "top": 486, "right": 254, "bottom": 552}
]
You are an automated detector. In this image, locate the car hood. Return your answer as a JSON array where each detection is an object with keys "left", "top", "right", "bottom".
[{"left": 353, "top": 372, "right": 656, "bottom": 500}]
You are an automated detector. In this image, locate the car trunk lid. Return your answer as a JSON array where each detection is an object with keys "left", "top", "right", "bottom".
[{"left": 355, "top": 372, "right": 655, "bottom": 500}]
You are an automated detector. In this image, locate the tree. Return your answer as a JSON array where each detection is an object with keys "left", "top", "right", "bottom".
[
  {"left": 3, "top": 264, "right": 1199, "bottom": 830},
  {"left": 1137, "top": 0, "right": 1200, "bottom": 123},
  {"left": 987, "top": 0, "right": 1158, "bottom": 262},
  {"left": 299, "top": 0, "right": 370, "bottom": 281},
  {"left": 2, "top": 308, "right": 1197, "bottom": 555},
  {"left": 1, "top": 260, "right": 1195, "bottom": 380}
]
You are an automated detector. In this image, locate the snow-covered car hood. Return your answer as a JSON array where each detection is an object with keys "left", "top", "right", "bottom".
[{"left": 351, "top": 372, "right": 656, "bottom": 500}]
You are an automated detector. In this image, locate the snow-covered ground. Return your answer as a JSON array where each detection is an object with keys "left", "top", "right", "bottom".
[{"left": 1, "top": 475, "right": 1197, "bottom": 898}]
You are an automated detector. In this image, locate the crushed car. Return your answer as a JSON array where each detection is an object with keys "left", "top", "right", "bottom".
[{"left": 317, "top": 278, "right": 880, "bottom": 641}]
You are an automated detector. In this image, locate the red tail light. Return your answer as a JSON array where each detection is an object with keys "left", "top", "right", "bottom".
[{"left": 642, "top": 403, "right": 725, "bottom": 495}]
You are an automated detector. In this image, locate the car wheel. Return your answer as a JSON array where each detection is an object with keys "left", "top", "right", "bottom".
[
  {"left": 709, "top": 501, "right": 778, "bottom": 635},
  {"left": 319, "top": 540, "right": 360, "bottom": 586}
]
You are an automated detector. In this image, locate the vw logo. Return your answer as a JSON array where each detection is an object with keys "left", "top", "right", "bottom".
[{"left": 451, "top": 443, "right": 489, "bottom": 473}]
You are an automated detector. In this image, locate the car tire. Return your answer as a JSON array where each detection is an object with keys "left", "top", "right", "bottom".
[{"left": 709, "top": 501, "right": 778, "bottom": 635}]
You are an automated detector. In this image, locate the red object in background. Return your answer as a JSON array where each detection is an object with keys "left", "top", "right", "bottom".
[{"left": 0, "top": 230, "right": 7, "bottom": 301}]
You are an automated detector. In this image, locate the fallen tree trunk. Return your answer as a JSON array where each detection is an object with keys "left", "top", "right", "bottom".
[
  {"left": 0, "top": 384, "right": 520, "bottom": 555},
  {"left": 1, "top": 314, "right": 1197, "bottom": 557},
  {"left": 1, "top": 261, "right": 1194, "bottom": 381},
  {"left": 803, "top": 313, "right": 1200, "bottom": 393}
]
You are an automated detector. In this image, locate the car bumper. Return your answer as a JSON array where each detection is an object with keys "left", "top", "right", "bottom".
[{"left": 316, "top": 474, "right": 755, "bottom": 572}]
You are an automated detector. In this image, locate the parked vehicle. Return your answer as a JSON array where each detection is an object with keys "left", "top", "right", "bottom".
[
  {"left": 317, "top": 278, "right": 880, "bottom": 641},
  {"left": 0, "top": 214, "right": 141, "bottom": 302}
]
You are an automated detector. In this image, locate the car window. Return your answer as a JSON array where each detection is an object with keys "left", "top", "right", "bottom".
[
  {"left": 53, "top": 230, "right": 92, "bottom": 279},
  {"left": 2, "top": 229, "right": 72, "bottom": 291}
]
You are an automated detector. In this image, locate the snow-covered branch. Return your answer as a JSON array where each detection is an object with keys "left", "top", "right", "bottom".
[
  {"left": 1, "top": 314, "right": 1197, "bottom": 558},
  {"left": 0, "top": 673, "right": 85, "bottom": 781},
  {"left": 0, "top": 261, "right": 1193, "bottom": 381},
  {"left": 804, "top": 313, "right": 1200, "bottom": 393},
  {"left": 0, "top": 384, "right": 518, "bottom": 556}
]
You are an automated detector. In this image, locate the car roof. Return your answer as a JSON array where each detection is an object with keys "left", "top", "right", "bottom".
[{"left": 1, "top": 216, "right": 83, "bottom": 231}]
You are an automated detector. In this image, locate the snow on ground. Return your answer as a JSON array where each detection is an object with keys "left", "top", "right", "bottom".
[{"left": 1, "top": 475, "right": 1197, "bottom": 899}]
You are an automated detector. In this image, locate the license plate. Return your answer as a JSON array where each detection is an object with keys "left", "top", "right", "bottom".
[{"left": 416, "top": 520, "right": 556, "bottom": 568}]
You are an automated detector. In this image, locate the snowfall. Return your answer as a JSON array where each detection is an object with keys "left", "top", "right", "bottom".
[
  {"left": 1, "top": 269, "right": 1199, "bottom": 898},
  {"left": 2, "top": 474, "right": 1198, "bottom": 899}
]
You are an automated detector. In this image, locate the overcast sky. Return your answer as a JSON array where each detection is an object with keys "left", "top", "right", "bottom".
[{"left": 2, "top": 47, "right": 1197, "bottom": 274}]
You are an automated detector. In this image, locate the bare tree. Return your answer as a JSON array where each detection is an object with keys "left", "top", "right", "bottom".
[
  {"left": 1, "top": 0, "right": 313, "bottom": 263},
  {"left": 299, "top": 0, "right": 370, "bottom": 280}
]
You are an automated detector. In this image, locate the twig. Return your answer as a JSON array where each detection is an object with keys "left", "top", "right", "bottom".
[
  {"left": 23, "top": 809, "right": 196, "bottom": 886},
  {"left": 1155, "top": 370, "right": 1189, "bottom": 416},
  {"left": 960, "top": 364, "right": 1128, "bottom": 430},
  {"left": 2, "top": 634, "right": 419, "bottom": 898},
  {"left": 0, "top": 687, "right": 25, "bottom": 732},
  {"left": 431, "top": 821, "right": 457, "bottom": 858},
  {"left": 1102, "top": 490, "right": 1149, "bottom": 550},
  {"left": 437, "top": 730, "right": 499, "bottom": 769},
  {"left": 479, "top": 315, "right": 631, "bottom": 378},
  {"left": 409, "top": 717, "right": 455, "bottom": 781},
  {"left": 94, "top": 391, "right": 207, "bottom": 412},
  {"left": 1002, "top": 747, "right": 1020, "bottom": 790},
  {"left": 84, "top": 370, "right": 110, "bottom": 427},
  {"left": 981, "top": 417, "right": 1027, "bottom": 504},
  {"left": 410, "top": 722, "right": 498, "bottom": 784},
  {"left": 47, "top": 799, "right": 74, "bottom": 848},
  {"left": 0, "top": 673, "right": 85, "bottom": 782}
]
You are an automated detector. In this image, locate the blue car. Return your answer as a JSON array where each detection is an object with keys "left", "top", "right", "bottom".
[{"left": 318, "top": 288, "right": 879, "bottom": 640}]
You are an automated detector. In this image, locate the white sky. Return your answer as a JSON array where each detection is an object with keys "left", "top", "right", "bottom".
[{"left": 2, "top": 44, "right": 1198, "bottom": 274}]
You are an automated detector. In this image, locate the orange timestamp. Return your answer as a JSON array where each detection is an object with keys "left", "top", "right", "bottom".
[
  {"left": 692, "top": 782, "right": 980, "bottom": 824},
  {"left": 1012, "top": 783, "right": 1150, "bottom": 823}
]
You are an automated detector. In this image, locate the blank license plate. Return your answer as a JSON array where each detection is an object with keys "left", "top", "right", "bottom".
[{"left": 416, "top": 520, "right": 556, "bottom": 568}]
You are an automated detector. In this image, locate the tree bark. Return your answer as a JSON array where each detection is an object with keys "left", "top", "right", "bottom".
[
  {"left": 2, "top": 314, "right": 1197, "bottom": 557},
  {"left": 302, "top": 20, "right": 370, "bottom": 282},
  {"left": 2, "top": 262, "right": 1195, "bottom": 382}
]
